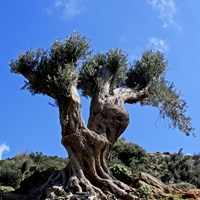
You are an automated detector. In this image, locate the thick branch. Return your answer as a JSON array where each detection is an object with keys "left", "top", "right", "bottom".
[
  {"left": 20, "top": 66, "right": 85, "bottom": 136},
  {"left": 58, "top": 86, "right": 86, "bottom": 136},
  {"left": 19, "top": 66, "right": 55, "bottom": 98},
  {"left": 21, "top": 67, "right": 34, "bottom": 82},
  {"left": 113, "top": 88, "right": 147, "bottom": 104},
  {"left": 87, "top": 87, "right": 147, "bottom": 145},
  {"left": 98, "top": 65, "right": 113, "bottom": 94},
  {"left": 88, "top": 92, "right": 127, "bottom": 144}
]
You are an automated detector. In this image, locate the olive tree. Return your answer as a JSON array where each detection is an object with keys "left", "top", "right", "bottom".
[{"left": 10, "top": 32, "right": 194, "bottom": 199}]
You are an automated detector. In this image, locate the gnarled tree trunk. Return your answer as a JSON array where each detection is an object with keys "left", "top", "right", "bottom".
[
  {"left": 16, "top": 64, "right": 146, "bottom": 200},
  {"left": 10, "top": 33, "right": 193, "bottom": 200},
  {"left": 52, "top": 84, "right": 145, "bottom": 199}
]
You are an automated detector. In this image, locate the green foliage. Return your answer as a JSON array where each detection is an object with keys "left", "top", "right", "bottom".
[
  {"left": 171, "top": 182, "right": 196, "bottom": 190},
  {"left": 162, "top": 153, "right": 198, "bottom": 184},
  {"left": 106, "top": 49, "right": 127, "bottom": 88},
  {"left": 149, "top": 153, "right": 200, "bottom": 188},
  {"left": 172, "top": 194, "right": 183, "bottom": 200},
  {"left": 0, "top": 166, "right": 22, "bottom": 188},
  {"left": 49, "top": 32, "right": 91, "bottom": 64},
  {"left": 2, "top": 143, "right": 200, "bottom": 190},
  {"left": 126, "top": 50, "right": 194, "bottom": 135},
  {"left": 55, "top": 189, "right": 70, "bottom": 197},
  {"left": 29, "top": 152, "right": 67, "bottom": 171},
  {"left": 0, "top": 158, "right": 25, "bottom": 188},
  {"left": 0, "top": 186, "right": 15, "bottom": 192},
  {"left": 138, "top": 184, "right": 152, "bottom": 199},
  {"left": 146, "top": 80, "right": 193, "bottom": 135},
  {"left": 109, "top": 138, "right": 149, "bottom": 173},
  {"left": 109, "top": 164, "right": 131, "bottom": 176},
  {"left": 10, "top": 32, "right": 90, "bottom": 98},
  {"left": 109, "top": 139, "right": 200, "bottom": 189},
  {"left": 126, "top": 50, "right": 166, "bottom": 89},
  {"left": 0, "top": 154, "right": 35, "bottom": 188},
  {"left": 10, "top": 32, "right": 193, "bottom": 135},
  {"left": 78, "top": 49, "right": 127, "bottom": 97},
  {"left": 0, "top": 152, "right": 67, "bottom": 188}
]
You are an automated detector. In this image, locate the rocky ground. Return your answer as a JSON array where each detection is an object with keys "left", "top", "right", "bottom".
[{"left": 1, "top": 169, "right": 200, "bottom": 200}]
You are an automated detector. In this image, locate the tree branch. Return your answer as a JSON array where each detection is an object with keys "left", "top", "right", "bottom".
[
  {"left": 19, "top": 66, "right": 55, "bottom": 98},
  {"left": 19, "top": 65, "right": 86, "bottom": 136},
  {"left": 57, "top": 86, "right": 86, "bottom": 136},
  {"left": 20, "top": 66, "right": 35, "bottom": 82},
  {"left": 98, "top": 65, "right": 113, "bottom": 95},
  {"left": 113, "top": 88, "right": 147, "bottom": 104}
]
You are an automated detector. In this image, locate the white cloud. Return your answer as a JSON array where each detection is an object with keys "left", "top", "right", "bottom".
[
  {"left": 147, "top": 37, "right": 169, "bottom": 52},
  {"left": 148, "top": 0, "right": 181, "bottom": 31},
  {"left": 0, "top": 143, "right": 10, "bottom": 160},
  {"left": 55, "top": 0, "right": 63, "bottom": 8},
  {"left": 47, "top": 0, "right": 83, "bottom": 21}
]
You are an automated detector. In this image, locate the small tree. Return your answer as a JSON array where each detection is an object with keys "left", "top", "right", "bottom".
[{"left": 10, "top": 32, "right": 194, "bottom": 199}]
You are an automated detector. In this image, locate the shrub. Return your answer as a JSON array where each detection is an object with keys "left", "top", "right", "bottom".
[
  {"left": 138, "top": 184, "right": 152, "bottom": 199},
  {"left": 0, "top": 186, "right": 15, "bottom": 192},
  {"left": 110, "top": 138, "right": 149, "bottom": 170},
  {"left": 109, "top": 164, "right": 131, "bottom": 176}
]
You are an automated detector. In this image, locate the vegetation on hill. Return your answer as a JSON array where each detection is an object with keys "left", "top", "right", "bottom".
[
  {"left": 0, "top": 153, "right": 67, "bottom": 189},
  {"left": 110, "top": 138, "right": 200, "bottom": 189},
  {"left": 1, "top": 138, "right": 200, "bottom": 192}
]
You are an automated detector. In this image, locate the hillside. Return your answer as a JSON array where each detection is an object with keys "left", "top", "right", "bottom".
[{"left": 1, "top": 139, "right": 200, "bottom": 199}]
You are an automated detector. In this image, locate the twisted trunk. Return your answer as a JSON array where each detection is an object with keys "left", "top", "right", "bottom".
[
  {"left": 62, "top": 130, "right": 135, "bottom": 199},
  {"left": 18, "top": 66, "right": 145, "bottom": 199},
  {"left": 56, "top": 86, "right": 137, "bottom": 199}
]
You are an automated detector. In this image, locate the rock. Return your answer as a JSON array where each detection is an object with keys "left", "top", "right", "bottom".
[
  {"left": 135, "top": 172, "right": 172, "bottom": 199},
  {"left": 45, "top": 186, "right": 67, "bottom": 199},
  {"left": 135, "top": 172, "right": 200, "bottom": 199},
  {"left": 174, "top": 189, "right": 200, "bottom": 199},
  {"left": 138, "top": 172, "right": 166, "bottom": 190}
]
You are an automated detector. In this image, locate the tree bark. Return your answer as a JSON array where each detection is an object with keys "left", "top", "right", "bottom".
[
  {"left": 61, "top": 129, "right": 136, "bottom": 199},
  {"left": 55, "top": 86, "right": 139, "bottom": 199},
  {"left": 19, "top": 67, "right": 145, "bottom": 199}
]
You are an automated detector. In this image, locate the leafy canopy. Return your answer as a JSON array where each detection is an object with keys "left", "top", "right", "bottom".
[
  {"left": 78, "top": 49, "right": 127, "bottom": 97},
  {"left": 126, "top": 50, "right": 193, "bottom": 135},
  {"left": 10, "top": 32, "right": 91, "bottom": 98},
  {"left": 10, "top": 32, "right": 194, "bottom": 135}
]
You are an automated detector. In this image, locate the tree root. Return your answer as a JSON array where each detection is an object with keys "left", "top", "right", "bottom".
[
  {"left": 15, "top": 130, "right": 138, "bottom": 199},
  {"left": 15, "top": 165, "right": 138, "bottom": 200}
]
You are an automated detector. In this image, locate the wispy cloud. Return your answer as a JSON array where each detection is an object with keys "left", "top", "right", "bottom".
[
  {"left": 0, "top": 143, "right": 10, "bottom": 160},
  {"left": 147, "top": 37, "right": 169, "bottom": 52},
  {"left": 46, "top": 0, "right": 84, "bottom": 21},
  {"left": 119, "top": 34, "right": 128, "bottom": 45},
  {"left": 148, "top": 0, "right": 181, "bottom": 31}
]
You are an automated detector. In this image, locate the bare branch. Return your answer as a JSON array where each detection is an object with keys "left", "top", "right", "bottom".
[{"left": 113, "top": 88, "right": 147, "bottom": 104}]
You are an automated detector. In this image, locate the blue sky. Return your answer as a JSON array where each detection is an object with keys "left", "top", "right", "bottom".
[{"left": 1, "top": 0, "right": 200, "bottom": 159}]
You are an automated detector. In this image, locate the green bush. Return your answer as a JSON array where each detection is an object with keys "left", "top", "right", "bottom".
[
  {"left": 0, "top": 159, "right": 22, "bottom": 188},
  {"left": 109, "top": 164, "right": 131, "bottom": 176},
  {"left": 138, "top": 184, "right": 152, "bottom": 199},
  {"left": 0, "top": 186, "right": 15, "bottom": 192},
  {"left": 0, "top": 152, "right": 68, "bottom": 188},
  {"left": 171, "top": 182, "right": 196, "bottom": 190},
  {"left": 110, "top": 138, "right": 149, "bottom": 170},
  {"left": 110, "top": 139, "right": 200, "bottom": 189}
]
